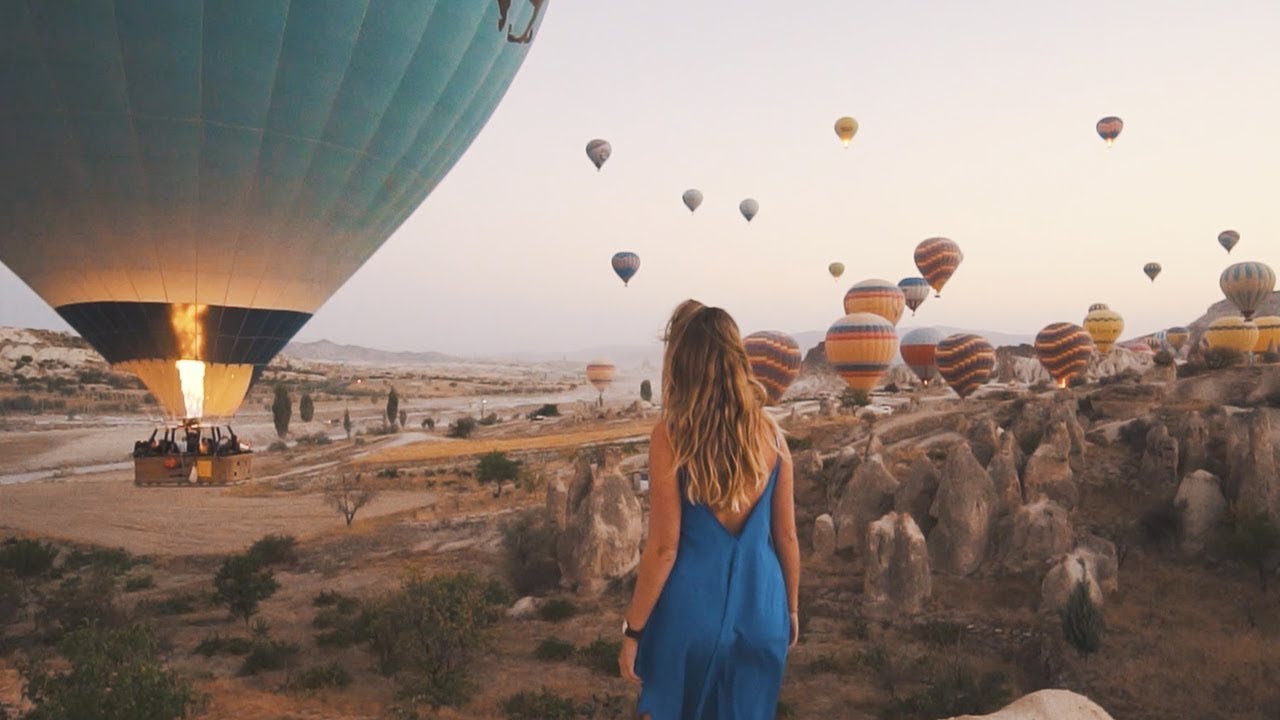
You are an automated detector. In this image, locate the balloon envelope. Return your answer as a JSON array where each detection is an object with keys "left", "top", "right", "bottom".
[
  {"left": 586, "top": 360, "right": 617, "bottom": 393},
  {"left": 935, "top": 334, "right": 995, "bottom": 399},
  {"left": 843, "top": 279, "right": 906, "bottom": 326},
  {"left": 900, "top": 327, "right": 945, "bottom": 385},
  {"left": 740, "top": 198, "right": 759, "bottom": 222},
  {"left": 0, "top": 0, "right": 546, "bottom": 421},
  {"left": 586, "top": 139, "right": 612, "bottom": 170},
  {"left": 834, "top": 116, "right": 859, "bottom": 147},
  {"left": 1251, "top": 316, "right": 1280, "bottom": 354},
  {"left": 829, "top": 262, "right": 845, "bottom": 281},
  {"left": 1088, "top": 303, "right": 1110, "bottom": 313},
  {"left": 898, "top": 278, "right": 931, "bottom": 314},
  {"left": 914, "top": 238, "right": 963, "bottom": 296},
  {"left": 1143, "top": 263, "right": 1162, "bottom": 282},
  {"left": 824, "top": 313, "right": 898, "bottom": 393},
  {"left": 1220, "top": 262, "right": 1276, "bottom": 321},
  {"left": 611, "top": 252, "right": 641, "bottom": 286},
  {"left": 1219, "top": 230, "right": 1240, "bottom": 254},
  {"left": 1096, "top": 116, "right": 1124, "bottom": 147},
  {"left": 682, "top": 189, "right": 703, "bottom": 213},
  {"left": 744, "top": 331, "right": 803, "bottom": 405},
  {"left": 1204, "top": 317, "right": 1259, "bottom": 354},
  {"left": 1035, "top": 323, "right": 1095, "bottom": 387},
  {"left": 1166, "top": 327, "right": 1190, "bottom": 351},
  {"left": 1083, "top": 309, "right": 1125, "bottom": 354}
]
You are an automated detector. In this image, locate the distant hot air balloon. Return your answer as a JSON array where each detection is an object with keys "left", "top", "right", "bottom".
[
  {"left": 898, "top": 278, "right": 931, "bottom": 315},
  {"left": 682, "top": 189, "right": 703, "bottom": 213},
  {"left": 1218, "top": 230, "right": 1240, "bottom": 254},
  {"left": 1088, "top": 303, "right": 1110, "bottom": 313},
  {"left": 1035, "top": 323, "right": 1095, "bottom": 388},
  {"left": 829, "top": 262, "right": 846, "bottom": 282},
  {"left": 0, "top": 0, "right": 548, "bottom": 422},
  {"left": 1083, "top": 308, "right": 1125, "bottom": 354},
  {"left": 1143, "top": 263, "right": 1162, "bottom": 282},
  {"left": 1204, "top": 317, "right": 1259, "bottom": 354},
  {"left": 843, "top": 279, "right": 906, "bottom": 326},
  {"left": 834, "top": 116, "right": 859, "bottom": 148},
  {"left": 900, "top": 327, "right": 945, "bottom": 386},
  {"left": 1166, "top": 327, "right": 1190, "bottom": 352},
  {"left": 824, "top": 313, "right": 898, "bottom": 394},
  {"left": 585, "top": 360, "right": 617, "bottom": 406},
  {"left": 744, "top": 331, "right": 803, "bottom": 405},
  {"left": 586, "top": 139, "right": 612, "bottom": 171},
  {"left": 914, "top": 238, "right": 963, "bottom": 297},
  {"left": 1125, "top": 342, "right": 1154, "bottom": 356},
  {"left": 611, "top": 252, "right": 641, "bottom": 286},
  {"left": 935, "top": 334, "right": 995, "bottom": 399},
  {"left": 1251, "top": 316, "right": 1280, "bottom": 354},
  {"left": 1096, "top": 116, "right": 1124, "bottom": 147},
  {"left": 1142, "top": 336, "right": 1163, "bottom": 352},
  {"left": 740, "top": 198, "right": 759, "bottom": 223},
  {"left": 1220, "top": 261, "right": 1276, "bottom": 320}
]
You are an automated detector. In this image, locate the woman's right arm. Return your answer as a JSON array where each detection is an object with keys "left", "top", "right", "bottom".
[{"left": 770, "top": 440, "right": 801, "bottom": 646}]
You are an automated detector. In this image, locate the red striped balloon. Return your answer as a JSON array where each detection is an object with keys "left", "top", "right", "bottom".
[
  {"left": 913, "top": 237, "right": 963, "bottom": 297},
  {"left": 744, "top": 331, "right": 802, "bottom": 405},
  {"left": 935, "top": 334, "right": 995, "bottom": 399},
  {"left": 1034, "top": 323, "right": 1094, "bottom": 387}
]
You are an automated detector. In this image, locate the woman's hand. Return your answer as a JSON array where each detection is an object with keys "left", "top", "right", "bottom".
[
  {"left": 789, "top": 612, "right": 800, "bottom": 648},
  {"left": 618, "top": 637, "right": 641, "bottom": 684}
]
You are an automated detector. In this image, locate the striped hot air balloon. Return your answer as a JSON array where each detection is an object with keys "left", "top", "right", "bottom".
[
  {"left": 1218, "top": 230, "right": 1240, "bottom": 254},
  {"left": 824, "top": 313, "right": 898, "bottom": 394},
  {"left": 1083, "top": 308, "right": 1125, "bottom": 354},
  {"left": 1251, "top": 316, "right": 1280, "bottom": 354},
  {"left": 586, "top": 139, "right": 612, "bottom": 170},
  {"left": 935, "top": 334, "right": 995, "bottom": 399},
  {"left": 1088, "top": 303, "right": 1110, "bottom": 313},
  {"left": 843, "top": 279, "right": 906, "bottom": 326},
  {"left": 1096, "top": 116, "right": 1124, "bottom": 147},
  {"left": 586, "top": 360, "right": 616, "bottom": 407},
  {"left": 1220, "top": 262, "right": 1276, "bottom": 321},
  {"left": 744, "top": 331, "right": 803, "bottom": 405},
  {"left": 1142, "top": 336, "right": 1163, "bottom": 352},
  {"left": 900, "top": 327, "right": 945, "bottom": 385},
  {"left": 898, "top": 278, "right": 931, "bottom": 315},
  {"left": 611, "top": 252, "right": 640, "bottom": 286},
  {"left": 1204, "top": 317, "right": 1259, "bottom": 354},
  {"left": 1143, "top": 263, "right": 1162, "bottom": 282},
  {"left": 1166, "top": 327, "right": 1190, "bottom": 352},
  {"left": 914, "top": 238, "right": 963, "bottom": 297},
  {"left": 1035, "top": 323, "right": 1095, "bottom": 388}
]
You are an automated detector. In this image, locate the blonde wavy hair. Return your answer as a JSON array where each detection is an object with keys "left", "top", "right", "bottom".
[{"left": 661, "top": 300, "right": 777, "bottom": 512}]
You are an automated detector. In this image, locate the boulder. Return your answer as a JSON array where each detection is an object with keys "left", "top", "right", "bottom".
[
  {"left": 812, "top": 514, "right": 837, "bottom": 559},
  {"left": 1138, "top": 423, "right": 1179, "bottom": 488},
  {"left": 507, "top": 596, "right": 540, "bottom": 620},
  {"left": 894, "top": 456, "right": 940, "bottom": 537},
  {"left": 987, "top": 430, "right": 1024, "bottom": 515},
  {"left": 1023, "top": 422, "right": 1078, "bottom": 509},
  {"left": 1235, "top": 410, "right": 1280, "bottom": 524},
  {"left": 1175, "top": 470, "right": 1227, "bottom": 554},
  {"left": 967, "top": 418, "right": 1001, "bottom": 467},
  {"left": 864, "top": 512, "right": 931, "bottom": 617},
  {"left": 946, "top": 689, "right": 1116, "bottom": 720},
  {"left": 557, "top": 454, "right": 643, "bottom": 595},
  {"left": 1074, "top": 533, "right": 1119, "bottom": 594},
  {"left": 834, "top": 455, "right": 899, "bottom": 554},
  {"left": 928, "top": 443, "right": 998, "bottom": 576},
  {"left": 1040, "top": 549, "right": 1105, "bottom": 613},
  {"left": 999, "top": 500, "right": 1073, "bottom": 573},
  {"left": 1179, "top": 411, "right": 1209, "bottom": 475}
]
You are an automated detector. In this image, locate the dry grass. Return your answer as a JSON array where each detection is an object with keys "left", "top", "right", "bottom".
[{"left": 357, "top": 419, "right": 653, "bottom": 466}]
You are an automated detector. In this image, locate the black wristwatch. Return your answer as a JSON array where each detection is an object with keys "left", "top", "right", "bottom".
[{"left": 622, "top": 619, "right": 644, "bottom": 640}]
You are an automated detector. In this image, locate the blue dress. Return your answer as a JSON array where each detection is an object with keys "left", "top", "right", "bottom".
[{"left": 635, "top": 460, "right": 790, "bottom": 719}]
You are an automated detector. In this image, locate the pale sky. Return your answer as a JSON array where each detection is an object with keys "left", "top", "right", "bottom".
[{"left": 4, "top": 0, "right": 1279, "bottom": 357}]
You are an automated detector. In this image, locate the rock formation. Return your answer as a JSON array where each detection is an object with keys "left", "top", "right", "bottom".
[
  {"left": 1175, "top": 470, "right": 1227, "bottom": 554},
  {"left": 1235, "top": 410, "right": 1280, "bottom": 524},
  {"left": 834, "top": 455, "right": 898, "bottom": 554},
  {"left": 894, "top": 455, "right": 940, "bottom": 537},
  {"left": 1179, "top": 411, "right": 1208, "bottom": 475},
  {"left": 1023, "top": 422, "right": 1078, "bottom": 509},
  {"left": 864, "top": 512, "right": 931, "bottom": 617},
  {"left": 545, "top": 474, "right": 569, "bottom": 529},
  {"left": 1040, "top": 549, "right": 1104, "bottom": 613},
  {"left": 987, "top": 431, "right": 1024, "bottom": 515},
  {"left": 967, "top": 417, "right": 1001, "bottom": 467},
  {"left": 999, "top": 500, "right": 1073, "bottom": 573},
  {"left": 1138, "top": 423, "right": 1179, "bottom": 488},
  {"left": 812, "top": 513, "right": 836, "bottom": 559},
  {"left": 557, "top": 452, "right": 642, "bottom": 595},
  {"left": 928, "top": 443, "right": 998, "bottom": 576},
  {"left": 1048, "top": 393, "right": 1087, "bottom": 471},
  {"left": 946, "top": 689, "right": 1116, "bottom": 720}
]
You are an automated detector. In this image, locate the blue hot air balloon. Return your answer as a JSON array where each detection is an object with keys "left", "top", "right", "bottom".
[
  {"left": 612, "top": 252, "right": 641, "bottom": 286},
  {"left": 0, "top": 0, "right": 547, "bottom": 420}
]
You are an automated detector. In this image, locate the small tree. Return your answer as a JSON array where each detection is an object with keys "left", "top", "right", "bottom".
[
  {"left": 639, "top": 380, "right": 653, "bottom": 403},
  {"left": 214, "top": 555, "right": 280, "bottom": 629},
  {"left": 342, "top": 408, "right": 352, "bottom": 440},
  {"left": 272, "top": 384, "right": 292, "bottom": 439},
  {"left": 1060, "top": 580, "right": 1104, "bottom": 657},
  {"left": 299, "top": 393, "right": 315, "bottom": 423},
  {"left": 386, "top": 387, "right": 400, "bottom": 429},
  {"left": 326, "top": 474, "right": 377, "bottom": 527},
  {"left": 449, "top": 416, "right": 477, "bottom": 439},
  {"left": 1226, "top": 512, "right": 1280, "bottom": 592},
  {"left": 422, "top": 417, "right": 436, "bottom": 431},
  {"left": 399, "top": 409, "right": 407, "bottom": 429},
  {"left": 476, "top": 451, "right": 520, "bottom": 497}
]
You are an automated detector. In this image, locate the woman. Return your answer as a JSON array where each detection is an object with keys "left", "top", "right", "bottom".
[{"left": 618, "top": 300, "right": 800, "bottom": 719}]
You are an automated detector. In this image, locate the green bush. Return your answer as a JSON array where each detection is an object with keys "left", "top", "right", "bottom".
[
  {"left": 313, "top": 590, "right": 359, "bottom": 613},
  {"left": 1060, "top": 581, "right": 1104, "bottom": 657},
  {"left": 528, "top": 404, "right": 560, "bottom": 419},
  {"left": 501, "top": 688, "right": 576, "bottom": 720},
  {"left": 912, "top": 619, "right": 965, "bottom": 647},
  {"left": 139, "top": 592, "right": 199, "bottom": 617},
  {"left": 784, "top": 435, "right": 812, "bottom": 452},
  {"left": 123, "top": 574, "right": 155, "bottom": 592},
  {"left": 448, "top": 416, "right": 477, "bottom": 439},
  {"left": 578, "top": 637, "right": 621, "bottom": 677},
  {"left": 537, "top": 598, "right": 578, "bottom": 623},
  {"left": 21, "top": 624, "right": 196, "bottom": 720},
  {"left": 1138, "top": 498, "right": 1183, "bottom": 550},
  {"left": 533, "top": 637, "right": 576, "bottom": 662},
  {"left": 364, "top": 573, "right": 506, "bottom": 708},
  {"left": 639, "top": 380, "right": 653, "bottom": 403},
  {"left": 292, "top": 662, "right": 352, "bottom": 690},
  {"left": 272, "top": 383, "right": 292, "bottom": 438},
  {"left": 237, "top": 639, "right": 300, "bottom": 676},
  {"left": 0, "top": 538, "right": 59, "bottom": 580},
  {"left": 1225, "top": 512, "right": 1280, "bottom": 591},
  {"left": 214, "top": 555, "right": 280, "bottom": 627},
  {"left": 386, "top": 387, "right": 400, "bottom": 428},
  {"left": 246, "top": 534, "right": 297, "bottom": 566},
  {"left": 38, "top": 572, "right": 124, "bottom": 641},
  {"left": 300, "top": 393, "right": 315, "bottom": 423},
  {"left": 194, "top": 633, "right": 253, "bottom": 657},
  {"left": 61, "top": 547, "right": 134, "bottom": 576},
  {"left": 477, "top": 451, "right": 520, "bottom": 497},
  {"left": 840, "top": 387, "right": 870, "bottom": 408},
  {"left": 295, "top": 432, "right": 332, "bottom": 446},
  {"left": 501, "top": 510, "right": 561, "bottom": 595},
  {"left": 479, "top": 412, "right": 500, "bottom": 426},
  {"left": 0, "top": 571, "right": 20, "bottom": 626}
]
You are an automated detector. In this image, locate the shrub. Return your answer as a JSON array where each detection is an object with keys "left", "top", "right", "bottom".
[
  {"left": 1138, "top": 498, "right": 1183, "bottom": 550},
  {"left": 123, "top": 574, "right": 155, "bottom": 592},
  {"left": 38, "top": 571, "right": 124, "bottom": 641},
  {"left": 528, "top": 404, "right": 560, "bottom": 420},
  {"left": 0, "top": 538, "right": 59, "bottom": 580},
  {"left": 21, "top": 624, "right": 196, "bottom": 720},
  {"left": 292, "top": 662, "right": 352, "bottom": 690},
  {"left": 537, "top": 598, "right": 578, "bottom": 623},
  {"left": 501, "top": 510, "right": 561, "bottom": 595},
  {"left": 1225, "top": 512, "right": 1280, "bottom": 592},
  {"left": 313, "top": 590, "right": 359, "bottom": 612},
  {"left": 534, "top": 637, "right": 576, "bottom": 662},
  {"left": 1263, "top": 349, "right": 1280, "bottom": 365},
  {"left": 477, "top": 451, "right": 520, "bottom": 497},
  {"left": 214, "top": 555, "right": 280, "bottom": 627},
  {"left": 1117, "top": 417, "right": 1151, "bottom": 453},
  {"left": 326, "top": 473, "right": 377, "bottom": 527},
  {"left": 578, "top": 637, "right": 621, "bottom": 677},
  {"left": 238, "top": 639, "right": 300, "bottom": 676},
  {"left": 0, "top": 571, "right": 20, "bottom": 626},
  {"left": 386, "top": 387, "right": 400, "bottom": 428},
  {"left": 448, "top": 416, "right": 477, "bottom": 439},
  {"left": 840, "top": 387, "right": 870, "bottom": 408},
  {"left": 343, "top": 409, "right": 353, "bottom": 439},
  {"left": 1204, "top": 347, "right": 1243, "bottom": 370},
  {"left": 479, "top": 412, "right": 500, "bottom": 426},
  {"left": 1017, "top": 430, "right": 1042, "bottom": 458},
  {"left": 272, "top": 383, "right": 292, "bottom": 438},
  {"left": 246, "top": 534, "right": 297, "bottom": 566},
  {"left": 295, "top": 432, "right": 332, "bottom": 446},
  {"left": 785, "top": 435, "right": 813, "bottom": 452},
  {"left": 267, "top": 440, "right": 288, "bottom": 453},
  {"left": 194, "top": 633, "right": 253, "bottom": 657},
  {"left": 1060, "top": 581, "right": 1104, "bottom": 657},
  {"left": 299, "top": 393, "right": 315, "bottom": 423},
  {"left": 364, "top": 572, "right": 506, "bottom": 708},
  {"left": 139, "top": 592, "right": 199, "bottom": 617},
  {"left": 1153, "top": 349, "right": 1175, "bottom": 366},
  {"left": 912, "top": 619, "right": 965, "bottom": 647},
  {"left": 501, "top": 688, "right": 577, "bottom": 720},
  {"left": 61, "top": 547, "right": 133, "bottom": 576}
]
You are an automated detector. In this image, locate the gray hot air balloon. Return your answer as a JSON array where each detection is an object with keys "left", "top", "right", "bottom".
[
  {"left": 682, "top": 189, "right": 704, "bottom": 213},
  {"left": 586, "top": 139, "right": 612, "bottom": 171},
  {"left": 739, "top": 198, "right": 759, "bottom": 223}
]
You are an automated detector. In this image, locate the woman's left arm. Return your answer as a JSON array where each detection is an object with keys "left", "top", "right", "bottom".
[{"left": 770, "top": 440, "right": 801, "bottom": 647}]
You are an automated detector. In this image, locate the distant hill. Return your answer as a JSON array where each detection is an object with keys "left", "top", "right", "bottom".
[{"left": 281, "top": 339, "right": 456, "bottom": 366}]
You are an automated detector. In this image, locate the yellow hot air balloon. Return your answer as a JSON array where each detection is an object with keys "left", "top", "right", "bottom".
[
  {"left": 1252, "top": 316, "right": 1280, "bottom": 353},
  {"left": 824, "top": 313, "right": 898, "bottom": 393},
  {"left": 1166, "top": 327, "right": 1190, "bottom": 352},
  {"left": 1083, "top": 308, "right": 1124, "bottom": 354},
  {"left": 1204, "top": 317, "right": 1259, "bottom": 354},
  {"left": 828, "top": 262, "right": 845, "bottom": 282},
  {"left": 843, "top": 279, "right": 906, "bottom": 326},
  {"left": 834, "top": 116, "right": 859, "bottom": 148}
]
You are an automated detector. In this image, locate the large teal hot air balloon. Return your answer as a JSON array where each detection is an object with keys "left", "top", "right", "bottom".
[{"left": 0, "top": 0, "right": 547, "bottom": 420}]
